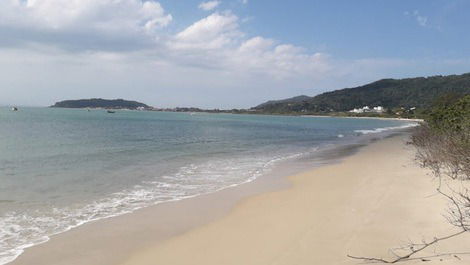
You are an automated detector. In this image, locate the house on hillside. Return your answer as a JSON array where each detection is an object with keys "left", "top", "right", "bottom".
[{"left": 349, "top": 106, "right": 384, "bottom": 113}]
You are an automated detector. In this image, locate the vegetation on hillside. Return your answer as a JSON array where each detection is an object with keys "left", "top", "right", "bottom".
[
  {"left": 255, "top": 95, "right": 311, "bottom": 109},
  {"left": 253, "top": 73, "right": 470, "bottom": 117},
  {"left": 51, "top": 98, "right": 152, "bottom": 110}
]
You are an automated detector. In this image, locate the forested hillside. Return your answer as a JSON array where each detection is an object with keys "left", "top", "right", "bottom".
[
  {"left": 51, "top": 98, "right": 152, "bottom": 110},
  {"left": 254, "top": 73, "right": 470, "bottom": 113}
]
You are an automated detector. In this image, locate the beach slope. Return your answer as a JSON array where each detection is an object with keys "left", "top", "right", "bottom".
[{"left": 122, "top": 135, "right": 470, "bottom": 265}]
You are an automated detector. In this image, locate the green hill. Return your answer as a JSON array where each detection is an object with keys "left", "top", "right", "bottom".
[
  {"left": 255, "top": 95, "right": 311, "bottom": 109},
  {"left": 253, "top": 73, "right": 470, "bottom": 114},
  {"left": 51, "top": 98, "right": 152, "bottom": 110}
]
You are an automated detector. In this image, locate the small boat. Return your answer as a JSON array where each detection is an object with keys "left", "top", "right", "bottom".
[
  {"left": 107, "top": 110, "right": 116, "bottom": 113},
  {"left": 11, "top": 107, "right": 18, "bottom": 111}
]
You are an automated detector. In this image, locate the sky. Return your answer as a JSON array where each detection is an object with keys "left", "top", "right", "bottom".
[{"left": 1, "top": 0, "right": 470, "bottom": 108}]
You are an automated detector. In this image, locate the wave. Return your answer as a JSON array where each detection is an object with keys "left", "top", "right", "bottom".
[
  {"left": 354, "top": 123, "right": 419, "bottom": 135},
  {"left": 0, "top": 149, "right": 316, "bottom": 265},
  {"left": 0, "top": 120, "right": 415, "bottom": 264}
]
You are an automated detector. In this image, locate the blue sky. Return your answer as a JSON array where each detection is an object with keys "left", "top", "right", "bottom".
[
  {"left": 1, "top": 0, "right": 469, "bottom": 108},
  {"left": 159, "top": 0, "right": 470, "bottom": 58}
]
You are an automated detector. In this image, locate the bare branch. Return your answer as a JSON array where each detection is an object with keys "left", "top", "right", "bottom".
[
  {"left": 348, "top": 230, "right": 467, "bottom": 263},
  {"left": 348, "top": 123, "right": 470, "bottom": 263}
]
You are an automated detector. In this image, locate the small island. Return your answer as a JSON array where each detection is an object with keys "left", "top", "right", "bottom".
[{"left": 50, "top": 98, "right": 153, "bottom": 110}]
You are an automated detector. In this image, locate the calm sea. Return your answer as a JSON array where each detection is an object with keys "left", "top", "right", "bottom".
[{"left": 0, "top": 107, "right": 417, "bottom": 264}]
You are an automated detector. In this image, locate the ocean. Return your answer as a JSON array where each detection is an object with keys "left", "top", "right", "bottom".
[{"left": 0, "top": 107, "right": 417, "bottom": 264}]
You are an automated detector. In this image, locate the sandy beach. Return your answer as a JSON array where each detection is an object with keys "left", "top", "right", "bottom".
[
  {"left": 4, "top": 1, "right": 469, "bottom": 264},
  {"left": 121, "top": 134, "right": 470, "bottom": 265},
  {"left": 11, "top": 133, "right": 470, "bottom": 265}
]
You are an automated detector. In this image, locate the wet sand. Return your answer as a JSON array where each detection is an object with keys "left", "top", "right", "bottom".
[{"left": 11, "top": 134, "right": 470, "bottom": 265}]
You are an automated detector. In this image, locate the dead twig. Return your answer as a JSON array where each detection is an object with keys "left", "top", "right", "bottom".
[{"left": 348, "top": 230, "right": 467, "bottom": 263}]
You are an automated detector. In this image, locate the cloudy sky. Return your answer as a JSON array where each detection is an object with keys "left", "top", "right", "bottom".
[{"left": 1, "top": 0, "right": 470, "bottom": 108}]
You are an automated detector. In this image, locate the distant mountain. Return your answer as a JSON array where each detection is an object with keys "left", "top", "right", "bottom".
[
  {"left": 254, "top": 73, "right": 470, "bottom": 113},
  {"left": 255, "top": 95, "right": 312, "bottom": 109},
  {"left": 51, "top": 98, "right": 152, "bottom": 110}
]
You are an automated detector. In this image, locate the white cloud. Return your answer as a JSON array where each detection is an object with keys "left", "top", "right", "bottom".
[
  {"left": 2, "top": 2, "right": 453, "bottom": 109},
  {"left": 405, "top": 10, "right": 428, "bottom": 27},
  {"left": 0, "top": 1, "right": 329, "bottom": 81},
  {"left": 166, "top": 14, "right": 330, "bottom": 80},
  {"left": 0, "top": 0, "right": 172, "bottom": 50},
  {"left": 198, "top": 1, "right": 220, "bottom": 11},
  {"left": 0, "top": 5, "right": 338, "bottom": 108},
  {"left": 239, "top": 36, "right": 274, "bottom": 52},
  {"left": 234, "top": 39, "right": 330, "bottom": 79},
  {"left": 416, "top": 15, "right": 428, "bottom": 27},
  {"left": 172, "top": 12, "right": 241, "bottom": 50}
]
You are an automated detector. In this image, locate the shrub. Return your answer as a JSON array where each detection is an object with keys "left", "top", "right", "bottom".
[{"left": 411, "top": 94, "right": 470, "bottom": 180}]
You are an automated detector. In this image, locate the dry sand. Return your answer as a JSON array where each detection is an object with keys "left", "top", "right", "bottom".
[{"left": 121, "top": 135, "right": 470, "bottom": 265}]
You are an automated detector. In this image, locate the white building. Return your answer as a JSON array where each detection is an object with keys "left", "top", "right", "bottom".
[
  {"left": 349, "top": 106, "right": 384, "bottom": 113},
  {"left": 349, "top": 108, "right": 363, "bottom": 113},
  {"left": 373, "top": 106, "right": 384, "bottom": 113}
]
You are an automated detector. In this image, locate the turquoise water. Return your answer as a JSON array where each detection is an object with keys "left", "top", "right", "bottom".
[{"left": 0, "top": 107, "right": 416, "bottom": 264}]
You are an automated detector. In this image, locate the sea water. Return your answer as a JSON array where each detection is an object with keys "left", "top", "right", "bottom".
[{"left": 0, "top": 107, "right": 417, "bottom": 264}]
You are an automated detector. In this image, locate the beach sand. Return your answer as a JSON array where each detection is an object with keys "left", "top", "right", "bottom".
[
  {"left": 121, "top": 134, "right": 470, "bottom": 265},
  {"left": 11, "top": 134, "right": 470, "bottom": 265}
]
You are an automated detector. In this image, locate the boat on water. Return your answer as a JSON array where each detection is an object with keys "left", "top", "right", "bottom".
[
  {"left": 107, "top": 110, "right": 116, "bottom": 113},
  {"left": 11, "top": 107, "right": 18, "bottom": 111}
]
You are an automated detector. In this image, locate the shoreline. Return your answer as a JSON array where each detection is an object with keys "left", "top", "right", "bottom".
[
  {"left": 8, "top": 158, "right": 291, "bottom": 265},
  {"left": 1, "top": 112, "right": 416, "bottom": 265},
  {"left": 10, "top": 130, "right": 467, "bottom": 265},
  {"left": 300, "top": 114, "right": 424, "bottom": 122},
  {"left": 30, "top": 106, "right": 424, "bottom": 122},
  {"left": 120, "top": 133, "right": 470, "bottom": 265},
  {"left": 8, "top": 130, "right": 383, "bottom": 265}
]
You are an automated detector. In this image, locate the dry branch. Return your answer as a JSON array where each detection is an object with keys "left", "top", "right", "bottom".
[{"left": 348, "top": 122, "right": 470, "bottom": 263}]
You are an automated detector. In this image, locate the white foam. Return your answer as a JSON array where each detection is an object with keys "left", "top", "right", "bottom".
[
  {"left": 354, "top": 123, "right": 419, "bottom": 135},
  {"left": 0, "top": 149, "right": 315, "bottom": 265},
  {"left": 0, "top": 124, "right": 402, "bottom": 264}
]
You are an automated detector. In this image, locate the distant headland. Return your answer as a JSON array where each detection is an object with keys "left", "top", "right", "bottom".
[
  {"left": 50, "top": 72, "right": 470, "bottom": 119},
  {"left": 50, "top": 98, "right": 153, "bottom": 110}
]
